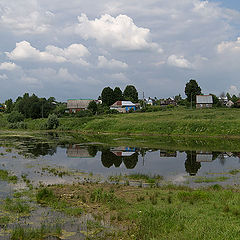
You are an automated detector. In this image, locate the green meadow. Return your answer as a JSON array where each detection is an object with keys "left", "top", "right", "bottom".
[{"left": 23, "top": 107, "right": 240, "bottom": 137}]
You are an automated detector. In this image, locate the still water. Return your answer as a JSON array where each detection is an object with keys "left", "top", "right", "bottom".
[{"left": 0, "top": 135, "right": 240, "bottom": 184}]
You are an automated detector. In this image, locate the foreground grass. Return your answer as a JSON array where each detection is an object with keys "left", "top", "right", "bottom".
[{"left": 38, "top": 183, "right": 240, "bottom": 240}]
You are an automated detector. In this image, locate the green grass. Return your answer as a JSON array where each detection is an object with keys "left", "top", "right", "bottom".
[
  {"left": 0, "top": 169, "right": 18, "bottom": 183},
  {"left": 194, "top": 176, "right": 230, "bottom": 183},
  {"left": 4, "top": 107, "right": 240, "bottom": 138},
  {"left": 45, "top": 183, "right": 240, "bottom": 240},
  {"left": 36, "top": 188, "right": 83, "bottom": 216},
  {"left": 10, "top": 223, "right": 62, "bottom": 240}
]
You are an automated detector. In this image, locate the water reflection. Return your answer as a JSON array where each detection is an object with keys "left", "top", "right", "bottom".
[
  {"left": 101, "top": 148, "right": 139, "bottom": 169},
  {"left": 1, "top": 135, "right": 240, "bottom": 177}
]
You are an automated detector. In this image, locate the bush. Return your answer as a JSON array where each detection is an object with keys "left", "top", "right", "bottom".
[
  {"left": 105, "top": 109, "right": 119, "bottom": 114},
  {"left": 8, "top": 121, "right": 27, "bottom": 129},
  {"left": 47, "top": 114, "right": 59, "bottom": 129},
  {"left": 75, "top": 110, "right": 93, "bottom": 118},
  {"left": 7, "top": 111, "right": 24, "bottom": 123}
]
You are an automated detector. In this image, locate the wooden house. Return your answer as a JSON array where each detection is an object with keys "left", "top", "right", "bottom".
[
  {"left": 67, "top": 99, "right": 94, "bottom": 113},
  {"left": 196, "top": 95, "right": 213, "bottom": 108}
]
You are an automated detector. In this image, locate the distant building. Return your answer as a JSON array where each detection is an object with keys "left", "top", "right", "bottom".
[
  {"left": 218, "top": 96, "right": 228, "bottom": 106},
  {"left": 144, "top": 97, "right": 156, "bottom": 106},
  {"left": 160, "top": 98, "right": 177, "bottom": 107},
  {"left": 0, "top": 104, "right": 4, "bottom": 111},
  {"left": 226, "top": 100, "right": 234, "bottom": 108},
  {"left": 67, "top": 99, "right": 96, "bottom": 113},
  {"left": 236, "top": 99, "right": 240, "bottom": 107},
  {"left": 196, "top": 95, "right": 213, "bottom": 109},
  {"left": 110, "top": 101, "right": 136, "bottom": 113}
]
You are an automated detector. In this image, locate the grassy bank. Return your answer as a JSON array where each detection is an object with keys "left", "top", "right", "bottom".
[
  {"left": 2, "top": 107, "right": 240, "bottom": 138},
  {"left": 28, "top": 107, "right": 240, "bottom": 137},
  {"left": 38, "top": 183, "right": 240, "bottom": 240}
]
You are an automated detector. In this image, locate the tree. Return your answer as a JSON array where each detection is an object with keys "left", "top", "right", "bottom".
[
  {"left": 113, "top": 87, "right": 123, "bottom": 102},
  {"left": 210, "top": 93, "right": 220, "bottom": 106},
  {"left": 47, "top": 114, "right": 59, "bottom": 129},
  {"left": 184, "top": 79, "right": 201, "bottom": 102},
  {"left": 123, "top": 85, "right": 138, "bottom": 103},
  {"left": 226, "top": 92, "right": 231, "bottom": 101},
  {"left": 101, "top": 87, "right": 115, "bottom": 106},
  {"left": 87, "top": 101, "right": 98, "bottom": 115},
  {"left": 4, "top": 99, "right": 14, "bottom": 113}
]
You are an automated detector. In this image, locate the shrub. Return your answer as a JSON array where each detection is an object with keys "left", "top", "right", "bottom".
[
  {"left": 47, "top": 114, "right": 59, "bottom": 129},
  {"left": 7, "top": 111, "right": 24, "bottom": 123},
  {"left": 75, "top": 110, "right": 93, "bottom": 118}
]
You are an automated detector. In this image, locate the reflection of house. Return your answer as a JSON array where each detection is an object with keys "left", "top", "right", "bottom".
[
  {"left": 67, "top": 145, "right": 93, "bottom": 158},
  {"left": 67, "top": 99, "right": 97, "bottom": 113},
  {"left": 196, "top": 95, "right": 213, "bottom": 109},
  {"left": 110, "top": 101, "right": 136, "bottom": 113},
  {"left": 111, "top": 147, "right": 136, "bottom": 157},
  {"left": 160, "top": 150, "right": 177, "bottom": 157},
  {"left": 196, "top": 151, "right": 213, "bottom": 162}
]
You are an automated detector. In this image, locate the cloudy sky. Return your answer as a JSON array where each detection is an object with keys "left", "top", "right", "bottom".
[{"left": 0, "top": 0, "right": 240, "bottom": 102}]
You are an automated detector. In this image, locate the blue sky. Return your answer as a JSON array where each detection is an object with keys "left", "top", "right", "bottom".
[
  {"left": 211, "top": 0, "right": 240, "bottom": 10},
  {"left": 0, "top": 0, "right": 240, "bottom": 102}
]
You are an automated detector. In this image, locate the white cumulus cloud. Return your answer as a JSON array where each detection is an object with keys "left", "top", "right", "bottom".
[
  {"left": 74, "top": 13, "right": 159, "bottom": 51},
  {"left": 217, "top": 37, "right": 240, "bottom": 53},
  {"left": 6, "top": 41, "right": 90, "bottom": 65},
  {"left": 0, "top": 62, "right": 19, "bottom": 71},
  {"left": 97, "top": 56, "right": 128, "bottom": 69},
  {"left": 167, "top": 55, "right": 192, "bottom": 69},
  {"left": 0, "top": 74, "right": 8, "bottom": 80},
  {"left": 228, "top": 85, "right": 239, "bottom": 96}
]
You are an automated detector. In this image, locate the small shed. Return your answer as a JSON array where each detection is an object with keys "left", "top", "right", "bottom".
[
  {"left": 196, "top": 95, "right": 213, "bottom": 109},
  {"left": 226, "top": 100, "right": 234, "bottom": 108},
  {"left": 110, "top": 101, "right": 136, "bottom": 113},
  {"left": 67, "top": 99, "right": 94, "bottom": 113}
]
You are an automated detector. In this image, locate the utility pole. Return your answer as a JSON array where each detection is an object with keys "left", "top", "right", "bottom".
[{"left": 191, "top": 92, "right": 193, "bottom": 109}]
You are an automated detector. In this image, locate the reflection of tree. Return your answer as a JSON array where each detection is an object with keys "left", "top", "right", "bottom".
[
  {"left": 212, "top": 152, "right": 221, "bottom": 161},
  {"left": 123, "top": 153, "right": 138, "bottom": 169},
  {"left": 218, "top": 153, "right": 226, "bottom": 166},
  {"left": 101, "top": 149, "right": 138, "bottom": 169},
  {"left": 185, "top": 151, "right": 201, "bottom": 176},
  {"left": 87, "top": 145, "right": 98, "bottom": 157},
  {"left": 101, "top": 149, "right": 121, "bottom": 168},
  {"left": 23, "top": 142, "right": 57, "bottom": 157}
]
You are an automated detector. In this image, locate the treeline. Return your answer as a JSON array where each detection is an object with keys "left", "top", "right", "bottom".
[
  {"left": 100, "top": 85, "right": 138, "bottom": 106},
  {"left": 4, "top": 93, "right": 65, "bottom": 118}
]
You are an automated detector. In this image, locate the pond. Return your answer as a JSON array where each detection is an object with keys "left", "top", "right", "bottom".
[
  {"left": 0, "top": 133, "right": 240, "bottom": 239},
  {"left": 0, "top": 133, "right": 239, "bottom": 188}
]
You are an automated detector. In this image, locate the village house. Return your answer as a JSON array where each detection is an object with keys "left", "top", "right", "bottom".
[
  {"left": 226, "top": 100, "right": 234, "bottom": 108},
  {"left": 66, "top": 99, "right": 100, "bottom": 113},
  {"left": 110, "top": 101, "right": 136, "bottom": 113},
  {"left": 159, "top": 97, "right": 177, "bottom": 107},
  {"left": 196, "top": 95, "right": 213, "bottom": 108}
]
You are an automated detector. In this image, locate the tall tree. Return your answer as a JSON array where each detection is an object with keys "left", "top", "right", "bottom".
[
  {"left": 184, "top": 79, "right": 201, "bottom": 102},
  {"left": 113, "top": 87, "right": 123, "bottom": 102},
  {"left": 123, "top": 85, "right": 138, "bottom": 103},
  {"left": 4, "top": 99, "right": 14, "bottom": 113},
  {"left": 101, "top": 87, "right": 115, "bottom": 106}
]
